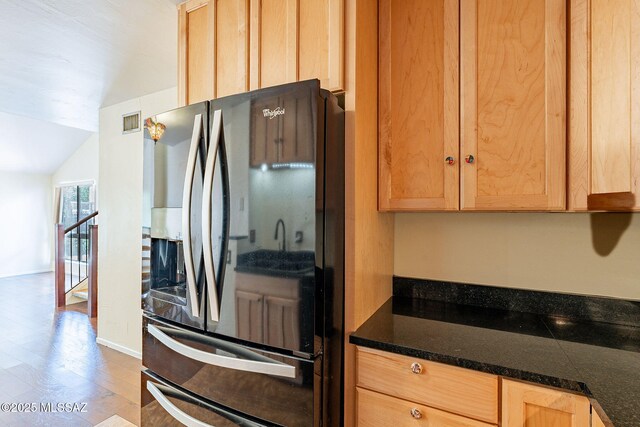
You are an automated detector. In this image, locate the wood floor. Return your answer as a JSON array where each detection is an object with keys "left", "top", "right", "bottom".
[{"left": 0, "top": 273, "right": 141, "bottom": 427}]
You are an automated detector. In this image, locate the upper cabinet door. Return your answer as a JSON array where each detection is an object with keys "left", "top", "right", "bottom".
[
  {"left": 460, "top": 0, "right": 566, "bottom": 211},
  {"left": 212, "top": 0, "right": 250, "bottom": 98},
  {"left": 178, "top": 0, "right": 249, "bottom": 106},
  {"left": 250, "top": 0, "right": 298, "bottom": 89},
  {"left": 179, "top": 0, "right": 214, "bottom": 106},
  {"left": 378, "top": 0, "right": 459, "bottom": 211},
  {"left": 569, "top": 0, "right": 640, "bottom": 210},
  {"left": 250, "top": 0, "right": 344, "bottom": 91},
  {"left": 298, "top": 0, "right": 344, "bottom": 91}
]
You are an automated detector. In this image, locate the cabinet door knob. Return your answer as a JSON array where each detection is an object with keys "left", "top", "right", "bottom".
[
  {"left": 465, "top": 154, "right": 475, "bottom": 164},
  {"left": 410, "top": 408, "right": 422, "bottom": 419},
  {"left": 445, "top": 156, "right": 455, "bottom": 165},
  {"left": 410, "top": 362, "right": 423, "bottom": 374}
]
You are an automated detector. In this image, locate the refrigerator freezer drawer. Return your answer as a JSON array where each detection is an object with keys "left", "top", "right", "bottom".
[
  {"left": 142, "top": 370, "right": 269, "bottom": 427},
  {"left": 143, "top": 316, "right": 318, "bottom": 427}
]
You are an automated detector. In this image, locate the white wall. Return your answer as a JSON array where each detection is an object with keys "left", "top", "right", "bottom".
[
  {"left": 52, "top": 133, "right": 99, "bottom": 188},
  {"left": 97, "top": 87, "right": 177, "bottom": 357},
  {"left": 0, "top": 171, "right": 52, "bottom": 277},
  {"left": 395, "top": 213, "right": 640, "bottom": 300}
]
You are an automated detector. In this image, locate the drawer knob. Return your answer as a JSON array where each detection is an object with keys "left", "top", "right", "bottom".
[
  {"left": 465, "top": 154, "right": 475, "bottom": 164},
  {"left": 445, "top": 156, "right": 455, "bottom": 165},
  {"left": 410, "top": 362, "right": 423, "bottom": 374},
  {"left": 410, "top": 408, "right": 422, "bottom": 419}
]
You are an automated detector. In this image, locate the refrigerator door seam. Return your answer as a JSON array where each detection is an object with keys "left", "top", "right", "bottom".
[
  {"left": 182, "top": 113, "right": 203, "bottom": 318},
  {"left": 202, "top": 109, "right": 223, "bottom": 322}
]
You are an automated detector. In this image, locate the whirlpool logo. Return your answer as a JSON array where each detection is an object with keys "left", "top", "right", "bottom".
[{"left": 262, "top": 107, "right": 285, "bottom": 119}]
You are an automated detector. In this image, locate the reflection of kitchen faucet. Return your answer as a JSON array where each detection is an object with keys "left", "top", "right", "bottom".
[{"left": 274, "top": 219, "right": 286, "bottom": 252}]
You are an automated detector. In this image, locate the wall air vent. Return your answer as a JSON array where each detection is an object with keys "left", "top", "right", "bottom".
[{"left": 122, "top": 111, "right": 141, "bottom": 134}]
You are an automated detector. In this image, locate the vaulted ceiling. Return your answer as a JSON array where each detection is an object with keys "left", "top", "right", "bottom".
[{"left": 0, "top": 0, "right": 180, "bottom": 173}]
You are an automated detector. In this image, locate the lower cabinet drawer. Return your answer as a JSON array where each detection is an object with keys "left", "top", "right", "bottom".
[
  {"left": 357, "top": 387, "right": 496, "bottom": 427},
  {"left": 356, "top": 347, "right": 498, "bottom": 424}
]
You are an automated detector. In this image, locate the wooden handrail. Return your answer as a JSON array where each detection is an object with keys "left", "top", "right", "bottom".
[
  {"left": 88, "top": 225, "right": 98, "bottom": 318},
  {"left": 64, "top": 210, "right": 99, "bottom": 234}
]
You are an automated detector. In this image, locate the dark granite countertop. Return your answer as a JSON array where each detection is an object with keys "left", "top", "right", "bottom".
[{"left": 350, "top": 279, "right": 640, "bottom": 427}]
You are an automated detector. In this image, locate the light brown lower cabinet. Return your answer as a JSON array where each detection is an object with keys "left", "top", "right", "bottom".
[
  {"left": 356, "top": 347, "right": 499, "bottom": 424},
  {"left": 502, "top": 379, "right": 591, "bottom": 427},
  {"left": 355, "top": 347, "right": 606, "bottom": 427},
  {"left": 356, "top": 387, "right": 495, "bottom": 427}
]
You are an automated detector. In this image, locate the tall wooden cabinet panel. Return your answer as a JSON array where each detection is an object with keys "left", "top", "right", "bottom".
[
  {"left": 213, "top": 0, "right": 250, "bottom": 98},
  {"left": 460, "top": 0, "right": 566, "bottom": 210},
  {"left": 250, "top": 0, "right": 344, "bottom": 91},
  {"left": 569, "top": 0, "right": 640, "bottom": 210},
  {"left": 250, "top": 0, "right": 298, "bottom": 89},
  {"left": 378, "top": 0, "right": 459, "bottom": 211},
  {"left": 298, "top": 0, "right": 344, "bottom": 91},
  {"left": 502, "top": 379, "right": 591, "bottom": 427},
  {"left": 179, "top": 0, "right": 213, "bottom": 106},
  {"left": 178, "top": 0, "right": 249, "bottom": 106}
]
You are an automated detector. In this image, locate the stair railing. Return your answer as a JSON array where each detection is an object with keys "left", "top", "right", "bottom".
[{"left": 55, "top": 210, "right": 98, "bottom": 317}]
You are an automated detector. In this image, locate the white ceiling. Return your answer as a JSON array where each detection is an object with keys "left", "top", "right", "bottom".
[
  {"left": 0, "top": 111, "right": 92, "bottom": 174},
  {"left": 0, "top": 0, "right": 179, "bottom": 174}
]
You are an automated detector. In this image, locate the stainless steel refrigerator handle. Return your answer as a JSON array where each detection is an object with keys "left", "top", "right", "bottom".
[
  {"left": 182, "top": 114, "right": 203, "bottom": 318},
  {"left": 147, "top": 381, "right": 213, "bottom": 427},
  {"left": 202, "top": 109, "right": 222, "bottom": 322},
  {"left": 148, "top": 324, "right": 297, "bottom": 379}
]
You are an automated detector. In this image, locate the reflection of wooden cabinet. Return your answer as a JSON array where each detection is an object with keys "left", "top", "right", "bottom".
[
  {"left": 379, "top": 0, "right": 566, "bottom": 211},
  {"left": 235, "top": 290, "right": 263, "bottom": 342},
  {"left": 502, "top": 379, "right": 590, "bottom": 427},
  {"left": 249, "top": 0, "right": 344, "bottom": 91},
  {"left": 264, "top": 296, "right": 300, "bottom": 350},
  {"left": 178, "top": 0, "right": 249, "bottom": 106},
  {"left": 250, "top": 95, "right": 314, "bottom": 167},
  {"left": 569, "top": 0, "right": 640, "bottom": 211},
  {"left": 235, "top": 272, "right": 299, "bottom": 350},
  {"left": 250, "top": 98, "right": 280, "bottom": 166}
]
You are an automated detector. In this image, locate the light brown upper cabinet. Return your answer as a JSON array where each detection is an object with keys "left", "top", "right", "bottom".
[
  {"left": 502, "top": 379, "right": 590, "bottom": 427},
  {"left": 378, "top": 0, "right": 460, "bottom": 211},
  {"left": 250, "top": 0, "right": 344, "bottom": 92},
  {"left": 460, "top": 0, "right": 566, "bottom": 211},
  {"left": 569, "top": 0, "right": 640, "bottom": 211},
  {"left": 178, "top": 0, "right": 343, "bottom": 106},
  {"left": 379, "top": 0, "right": 566, "bottom": 212},
  {"left": 178, "top": 0, "right": 213, "bottom": 105},
  {"left": 178, "top": 0, "right": 250, "bottom": 106}
]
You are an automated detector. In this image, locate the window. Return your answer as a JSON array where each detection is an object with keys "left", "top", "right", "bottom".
[
  {"left": 59, "top": 183, "right": 95, "bottom": 227},
  {"left": 58, "top": 183, "right": 96, "bottom": 264}
]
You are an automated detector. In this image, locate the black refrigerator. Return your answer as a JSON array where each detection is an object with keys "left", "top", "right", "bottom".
[{"left": 140, "top": 80, "right": 344, "bottom": 426}]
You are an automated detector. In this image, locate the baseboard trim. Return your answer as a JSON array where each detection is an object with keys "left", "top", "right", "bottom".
[
  {"left": 0, "top": 269, "right": 53, "bottom": 279},
  {"left": 96, "top": 337, "right": 142, "bottom": 360}
]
